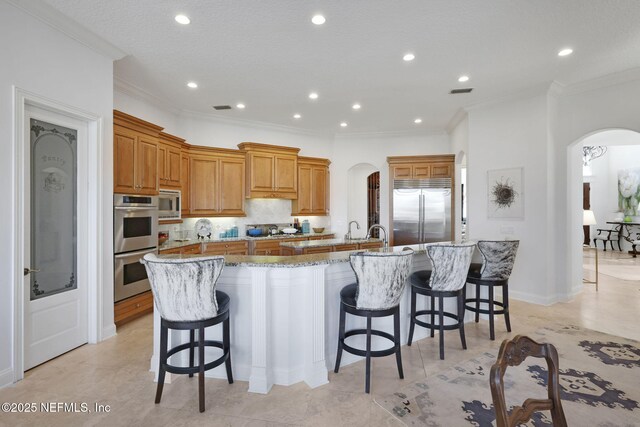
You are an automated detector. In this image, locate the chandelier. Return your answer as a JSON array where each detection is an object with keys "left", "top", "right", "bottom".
[{"left": 582, "top": 146, "right": 607, "bottom": 166}]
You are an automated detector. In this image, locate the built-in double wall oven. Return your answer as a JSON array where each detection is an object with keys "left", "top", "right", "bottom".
[{"left": 114, "top": 194, "right": 158, "bottom": 302}]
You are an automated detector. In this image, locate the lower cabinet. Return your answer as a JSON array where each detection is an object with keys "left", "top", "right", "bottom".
[
  {"left": 114, "top": 291, "right": 154, "bottom": 327},
  {"left": 202, "top": 240, "right": 248, "bottom": 255}
]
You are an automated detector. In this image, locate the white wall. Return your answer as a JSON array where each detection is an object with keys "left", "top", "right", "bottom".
[
  {"left": 331, "top": 132, "right": 452, "bottom": 237},
  {"left": 1, "top": 2, "right": 114, "bottom": 387},
  {"left": 450, "top": 115, "right": 469, "bottom": 240},
  {"left": 467, "top": 94, "right": 553, "bottom": 304},
  {"left": 557, "top": 78, "right": 640, "bottom": 298}
]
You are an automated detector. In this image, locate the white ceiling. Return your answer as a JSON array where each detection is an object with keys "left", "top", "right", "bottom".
[{"left": 43, "top": 0, "right": 640, "bottom": 133}]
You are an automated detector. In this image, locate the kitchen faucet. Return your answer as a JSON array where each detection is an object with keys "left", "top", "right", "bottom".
[
  {"left": 345, "top": 220, "right": 360, "bottom": 240},
  {"left": 366, "top": 224, "right": 388, "bottom": 248}
]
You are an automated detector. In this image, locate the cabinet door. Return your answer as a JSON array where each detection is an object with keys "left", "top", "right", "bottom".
[
  {"left": 166, "top": 146, "right": 182, "bottom": 187},
  {"left": 311, "top": 166, "right": 327, "bottom": 214},
  {"left": 157, "top": 144, "right": 168, "bottom": 185},
  {"left": 181, "top": 152, "right": 190, "bottom": 215},
  {"left": 136, "top": 136, "right": 158, "bottom": 195},
  {"left": 431, "top": 163, "right": 452, "bottom": 178},
  {"left": 219, "top": 158, "right": 245, "bottom": 215},
  {"left": 190, "top": 156, "right": 219, "bottom": 215},
  {"left": 249, "top": 153, "right": 275, "bottom": 192},
  {"left": 413, "top": 163, "right": 431, "bottom": 179},
  {"left": 114, "top": 130, "right": 137, "bottom": 193},
  {"left": 392, "top": 165, "right": 413, "bottom": 179},
  {"left": 275, "top": 155, "right": 297, "bottom": 193},
  {"left": 295, "top": 164, "right": 313, "bottom": 214}
]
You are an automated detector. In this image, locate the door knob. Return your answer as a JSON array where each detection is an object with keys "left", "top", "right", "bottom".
[{"left": 24, "top": 268, "right": 41, "bottom": 276}]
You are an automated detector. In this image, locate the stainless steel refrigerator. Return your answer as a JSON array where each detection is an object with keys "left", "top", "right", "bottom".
[{"left": 392, "top": 179, "right": 452, "bottom": 245}]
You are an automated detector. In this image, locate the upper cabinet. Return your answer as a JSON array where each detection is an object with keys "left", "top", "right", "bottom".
[
  {"left": 158, "top": 132, "right": 183, "bottom": 189},
  {"left": 388, "top": 155, "right": 454, "bottom": 180},
  {"left": 292, "top": 156, "right": 331, "bottom": 216},
  {"left": 238, "top": 143, "right": 300, "bottom": 199},
  {"left": 114, "top": 110, "right": 163, "bottom": 195},
  {"left": 186, "top": 147, "right": 246, "bottom": 217}
]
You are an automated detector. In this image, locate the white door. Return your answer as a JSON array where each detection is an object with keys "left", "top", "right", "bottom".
[{"left": 24, "top": 105, "right": 88, "bottom": 370}]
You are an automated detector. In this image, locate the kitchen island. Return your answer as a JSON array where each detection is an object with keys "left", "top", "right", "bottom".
[
  {"left": 279, "top": 237, "right": 383, "bottom": 255},
  {"left": 150, "top": 243, "right": 462, "bottom": 394}
]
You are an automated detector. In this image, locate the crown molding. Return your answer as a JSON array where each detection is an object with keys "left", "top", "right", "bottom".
[
  {"left": 445, "top": 108, "right": 468, "bottom": 133},
  {"left": 114, "top": 77, "right": 182, "bottom": 115},
  {"left": 6, "top": 0, "right": 127, "bottom": 60},
  {"left": 334, "top": 128, "right": 447, "bottom": 140},
  {"left": 463, "top": 82, "right": 552, "bottom": 112},
  {"left": 559, "top": 67, "right": 640, "bottom": 95},
  {"left": 177, "top": 108, "right": 333, "bottom": 138}
]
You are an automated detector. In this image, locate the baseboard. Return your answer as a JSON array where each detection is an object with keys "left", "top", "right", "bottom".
[
  {"left": 0, "top": 367, "right": 15, "bottom": 388},
  {"left": 509, "top": 289, "right": 557, "bottom": 306},
  {"left": 101, "top": 323, "right": 117, "bottom": 341}
]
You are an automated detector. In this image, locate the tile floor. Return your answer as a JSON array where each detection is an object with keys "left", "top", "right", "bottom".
[{"left": 0, "top": 250, "right": 638, "bottom": 426}]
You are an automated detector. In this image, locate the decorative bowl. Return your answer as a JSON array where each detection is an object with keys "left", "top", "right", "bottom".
[
  {"left": 248, "top": 228, "right": 263, "bottom": 236},
  {"left": 158, "top": 232, "right": 169, "bottom": 245},
  {"left": 313, "top": 227, "right": 325, "bottom": 233},
  {"left": 282, "top": 228, "right": 298, "bottom": 234}
]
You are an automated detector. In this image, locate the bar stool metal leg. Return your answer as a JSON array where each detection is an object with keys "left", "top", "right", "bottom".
[
  {"left": 394, "top": 307, "right": 404, "bottom": 379},
  {"left": 155, "top": 323, "right": 168, "bottom": 404},
  {"left": 474, "top": 284, "right": 480, "bottom": 323},
  {"left": 438, "top": 295, "right": 445, "bottom": 360},
  {"left": 198, "top": 325, "right": 205, "bottom": 413},
  {"left": 365, "top": 316, "right": 372, "bottom": 393},
  {"left": 223, "top": 317, "right": 234, "bottom": 384},
  {"left": 458, "top": 293, "right": 467, "bottom": 350},
  {"left": 488, "top": 286, "right": 495, "bottom": 341},
  {"left": 189, "top": 329, "right": 195, "bottom": 378},
  {"left": 503, "top": 284, "right": 511, "bottom": 333},
  {"left": 334, "top": 304, "right": 346, "bottom": 373},
  {"left": 430, "top": 295, "right": 435, "bottom": 338},
  {"left": 408, "top": 288, "right": 416, "bottom": 346}
]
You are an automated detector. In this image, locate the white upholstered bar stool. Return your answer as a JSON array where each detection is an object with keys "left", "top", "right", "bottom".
[
  {"left": 334, "top": 249, "right": 414, "bottom": 393},
  {"left": 141, "top": 254, "right": 233, "bottom": 413}
]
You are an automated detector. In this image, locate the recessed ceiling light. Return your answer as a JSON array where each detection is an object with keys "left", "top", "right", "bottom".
[
  {"left": 311, "top": 14, "right": 326, "bottom": 25},
  {"left": 293, "top": 114, "right": 301, "bottom": 119},
  {"left": 403, "top": 53, "right": 415, "bottom": 62},
  {"left": 187, "top": 82, "right": 198, "bottom": 89},
  {"left": 458, "top": 75, "right": 469, "bottom": 83},
  {"left": 414, "top": 118, "right": 422, "bottom": 124},
  {"left": 236, "top": 103, "right": 245, "bottom": 109},
  {"left": 352, "top": 103, "right": 361, "bottom": 110},
  {"left": 309, "top": 92, "right": 319, "bottom": 100},
  {"left": 175, "top": 14, "right": 190, "bottom": 25},
  {"left": 340, "top": 122, "right": 348, "bottom": 127},
  {"left": 558, "top": 48, "right": 573, "bottom": 57}
]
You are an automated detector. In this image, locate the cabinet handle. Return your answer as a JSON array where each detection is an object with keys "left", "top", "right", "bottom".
[{"left": 135, "top": 303, "right": 141, "bottom": 308}]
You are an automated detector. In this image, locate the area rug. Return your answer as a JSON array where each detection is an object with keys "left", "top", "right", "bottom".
[
  {"left": 583, "top": 258, "right": 640, "bottom": 282},
  {"left": 376, "top": 325, "right": 640, "bottom": 426}
]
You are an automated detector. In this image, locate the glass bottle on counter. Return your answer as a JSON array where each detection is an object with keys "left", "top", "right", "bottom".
[{"left": 302, "top": 219, "right": 310, "bottom": 234}]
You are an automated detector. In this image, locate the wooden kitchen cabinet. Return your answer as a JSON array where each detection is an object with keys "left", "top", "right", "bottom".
[
  {"left": 202, "top": 240, "right": 248, "bottom": 255},
  {"left": 114, "top": 290, "right": 154, "bottom": 327},
  {"left": 291, "top": 156, "right": 330, "bottom": 215},
  {"left": 186, "top": 147, "right": 245, "bottom": 217},
  {"left": 180, "top": 151, "right": 190, "bottom": 216},
  {"left": 238, "top": 143, "right": 300, "bottom": 199},
  {"left": 158, "top": 132, "right": 183, "bottom": 189},
  {"left": 388, "top": 155, "right": 454, "bottom": 180},
  {"left": 158, "top": 243, "right": 201, "bottom": 255},
  {"left": 114, "top": 111, "right": 163, "bottom": 195}
]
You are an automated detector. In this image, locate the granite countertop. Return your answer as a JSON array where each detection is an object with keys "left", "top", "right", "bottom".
[
  {"left": 158, "top": 232, "right": 336, "bottom": 252},
  {"left": 157, "top": 242, "right": 476, "bottom": 268},
  {"left": 279, "top": 238, "right": 382, "bottom": 249}
]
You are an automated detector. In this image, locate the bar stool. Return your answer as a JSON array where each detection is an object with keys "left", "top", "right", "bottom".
[
  {"left": 334, "top": 249, "right": 414, "bottom": 393},
  {"left": 141, "top": 254, "right": 233, "bottom": 413},
  {"left": 464, "top": 240, "right": 519, "bottom": 341},
  {"left": 407, "top": 243, "right": 475, "bottom": 360}
]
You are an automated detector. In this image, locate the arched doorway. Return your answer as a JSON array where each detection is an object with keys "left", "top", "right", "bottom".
[{"left": 347, "top": 163, "right": 379, "bottom": 238}]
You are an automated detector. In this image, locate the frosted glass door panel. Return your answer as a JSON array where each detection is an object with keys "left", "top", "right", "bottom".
[{"left": 30, "top": 119, "right": 77, "bottom": 300}]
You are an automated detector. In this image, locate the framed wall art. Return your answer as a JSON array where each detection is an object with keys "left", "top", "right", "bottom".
[{"left": 487, "top": 167, "right": 524, "bottom": 219}]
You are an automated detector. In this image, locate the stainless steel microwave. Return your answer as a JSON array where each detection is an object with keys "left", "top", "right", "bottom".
[{"left": 158, "top": 189, "right": 181, "bottom": 220}]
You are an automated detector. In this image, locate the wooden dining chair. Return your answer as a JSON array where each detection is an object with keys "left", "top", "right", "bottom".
[{"left": 490, "top": 335, "right": 567, "bottom": 427}]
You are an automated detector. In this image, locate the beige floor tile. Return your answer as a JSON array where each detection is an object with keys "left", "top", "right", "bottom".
[{"left": 0, "top": 250, "right": 637, "bottom": 426}]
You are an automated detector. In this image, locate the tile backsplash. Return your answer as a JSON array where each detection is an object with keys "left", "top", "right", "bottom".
[{"left": 159, "top": 199, "right": 331, "bottom": 238}]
